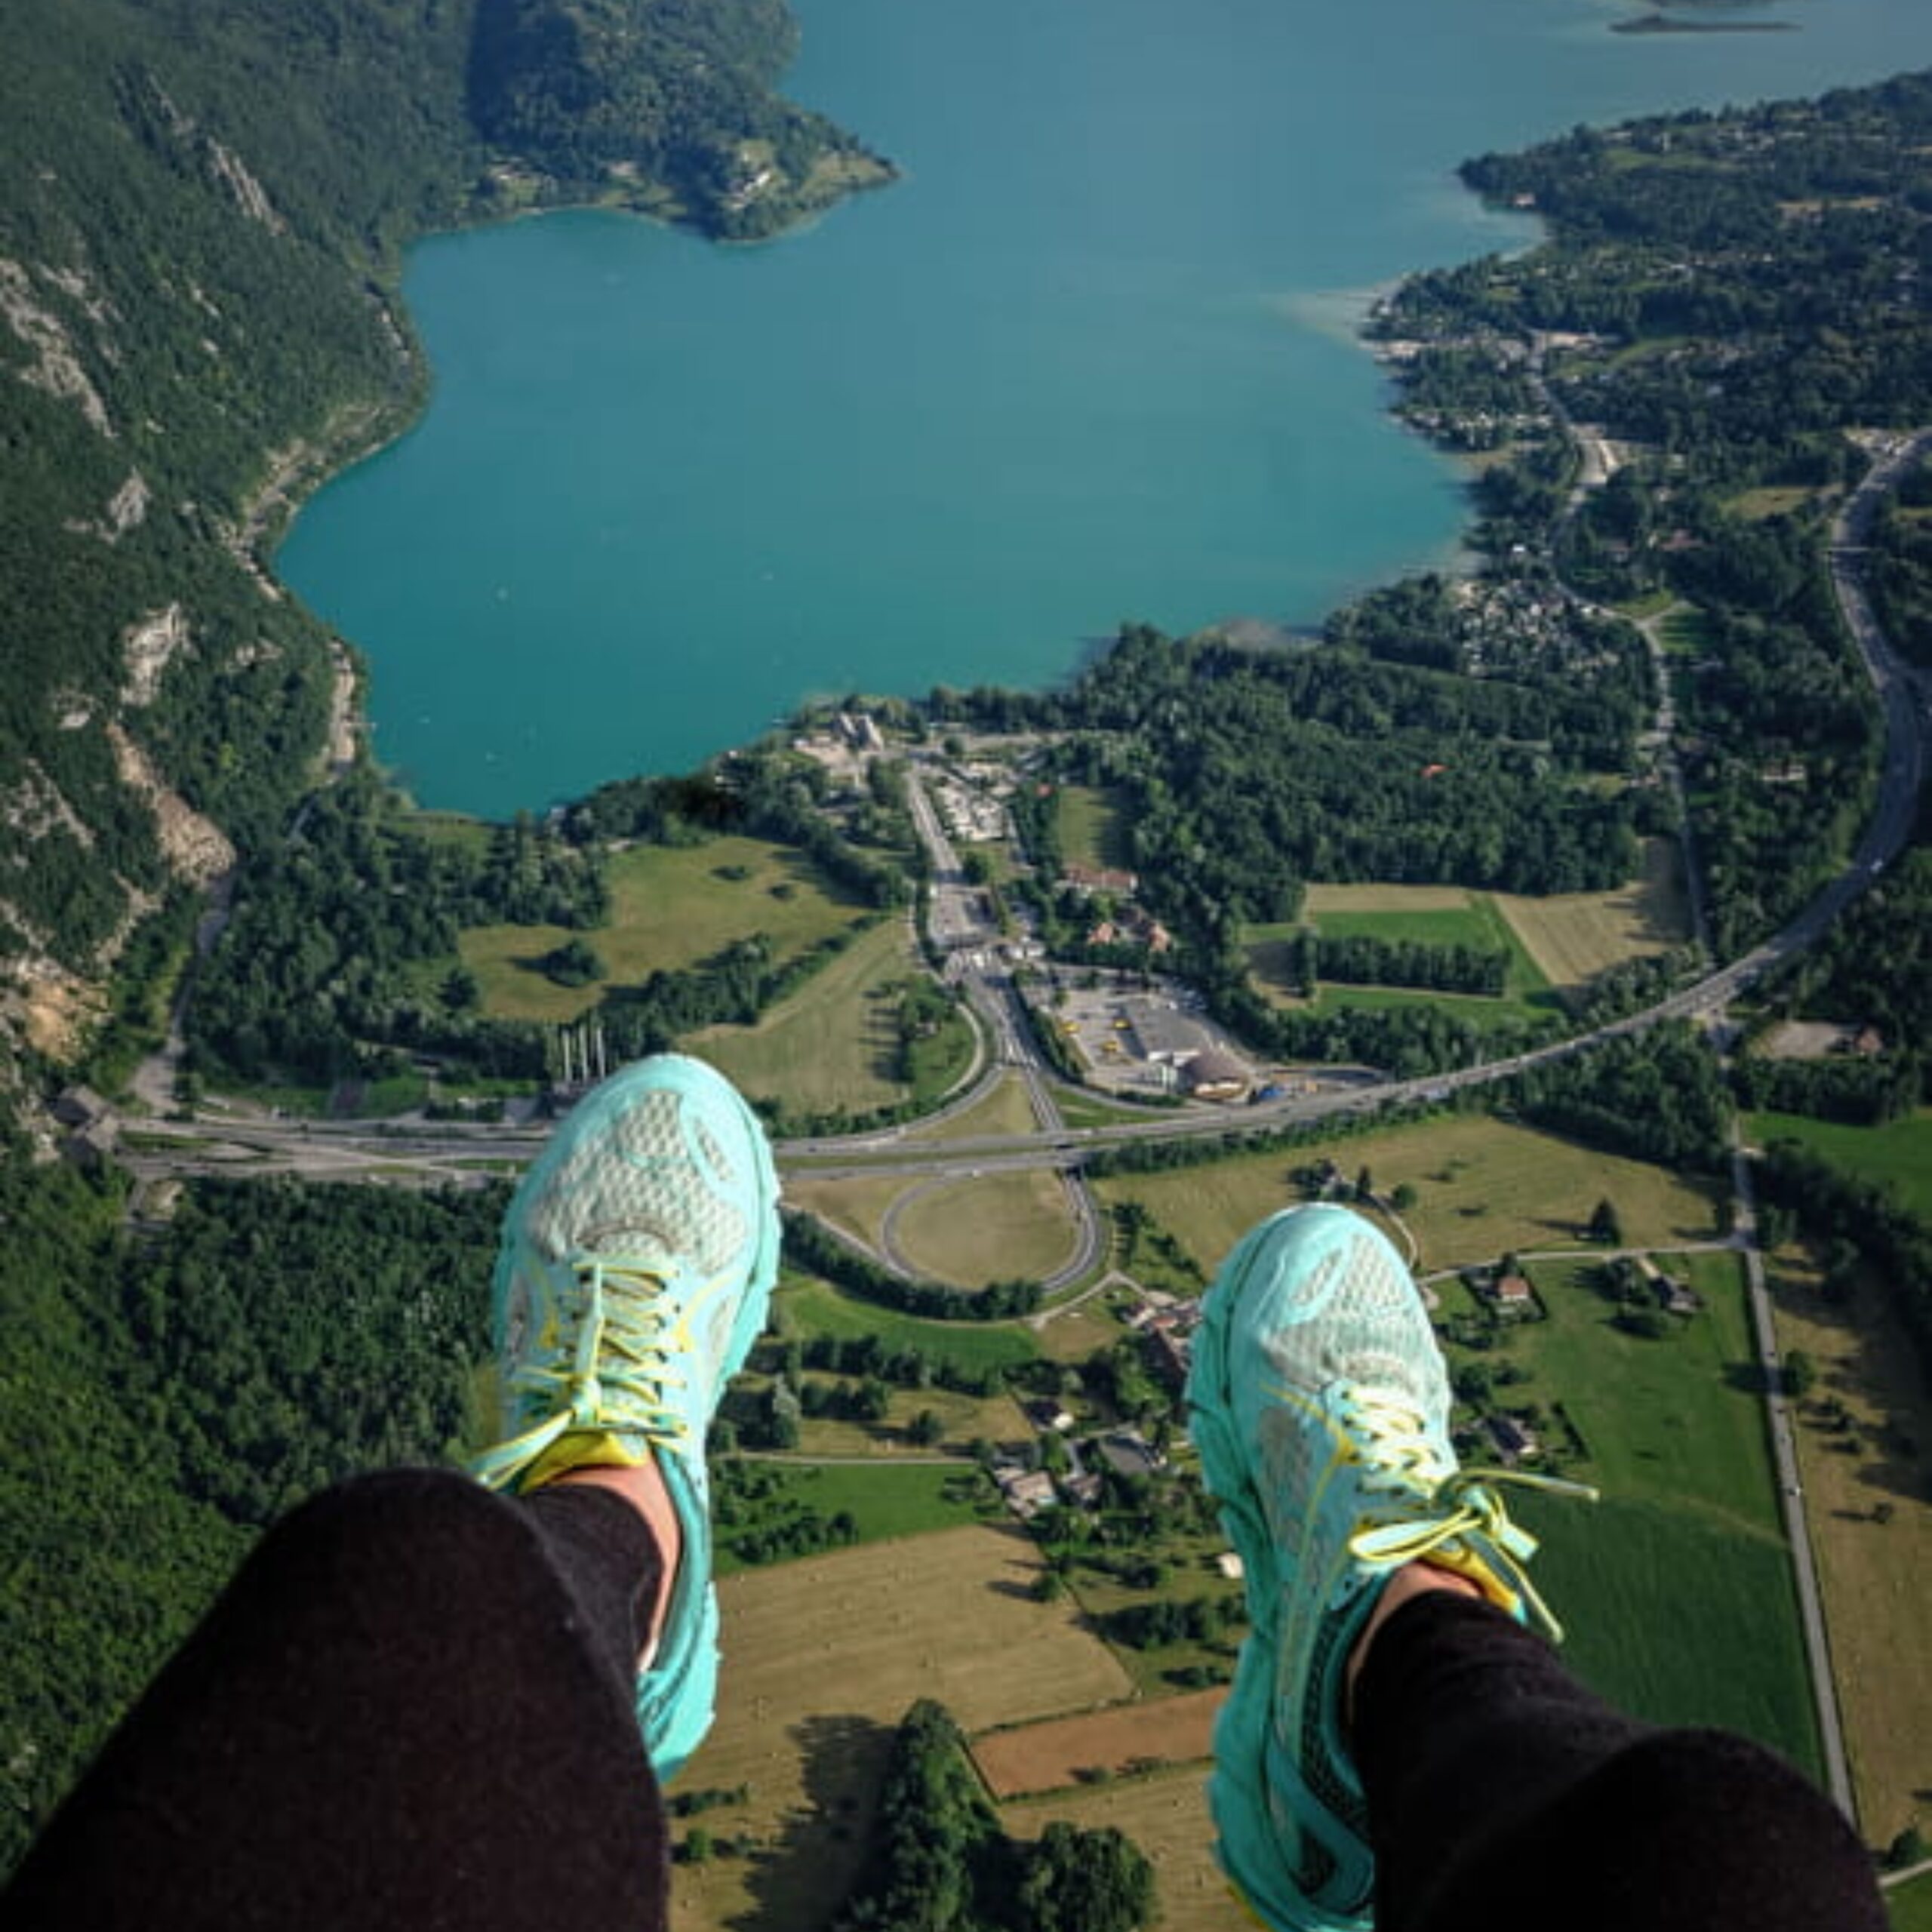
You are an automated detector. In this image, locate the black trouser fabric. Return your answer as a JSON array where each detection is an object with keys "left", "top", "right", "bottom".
[
  {"left": 8, "top": 1476, "right": 1887, "bottom": 1931},
  {"left": 1352, "top": 1591, "right": 1886, "bottom": 1931},
  {"left": 5, "top": 1470, "right": 669, "bottom": 1932}
]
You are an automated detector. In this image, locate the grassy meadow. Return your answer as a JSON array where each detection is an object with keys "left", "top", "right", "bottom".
[
  {"left": 891, "top": 1169, "right": 1079, "bottom": 1286},
  {"left": 691, "top": 918, "right": 939, "bottom": 1116},
  {"left": 1054, "top": 784, "right": 1130, "bottom": 872},
  {"left": 1493, "top": 838, "right": 1691, "bottom": 987},
  {"left": 786, "top": 1167, "right": 1080, "bottom": 1290},
  {"left": 1094, "top": 1116, "right": 1723, "bottom": 1280},
  {"left": 457, "top": 835, "right": 869, "bottom": 1023},
  {"left": 1749, "top": 1109, "right": 1932, "bottom": 1220},
  {"left": 713, "top": 1463, "right": 986, "bottom": 1574},
  {"left": 1444, "top": 1253, "right": 1822, "bottom": 1777},
  {"left": 904, "top": 1072, "right": 1040, "bottom": 1141},
  {"left": 776, "top": 1272, "right": 1039, "bottom": 1378},
  {"left": 1890, "top": 1873, "right": 1932, "bottom": 1932},
  {"left": 1244, "top": 854, "right": 1690, "bottom": 1011},
  {"left": 1765, "top": 1244, "right": 1932, "bottom": 1842}
]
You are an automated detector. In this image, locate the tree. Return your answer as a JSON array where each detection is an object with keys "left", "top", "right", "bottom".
[
  {"left": 1355, "top": 1166, "right": 1377, "bottom": 1204},
  {"left": 1391, "top": 1182, "right": 1419, "bottom": 1213},
  {"left": 1589, "top": 1197, "right": 1623, "bottom": 1245},
  {"left": 543, "top": 936, "right": 605, "bottom": 987},
  {"left": 440, "top": 964, "right": 481, "bottom": 1013},
  {"left": 1783, "top": 1350, "right": 1817, "bottom": 1400},
  {"left": 1020, "top": 1821, "right": 1157, "bottom": 1932},
  {"left": 907, "top": 1407, "right": 943, "bottom": 1447}
]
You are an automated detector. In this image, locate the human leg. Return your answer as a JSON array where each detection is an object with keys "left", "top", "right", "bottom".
[
  {"left": 7, "top": 1051, "right": 780, "bottom": 1930},
  {"left": 1351, "top": 1586, "right": 1884, "bottom": 1932},
  {"left": 1186, "top": 1203, "right": 1883, "bottom": 1932},
  {"left": 4, "top": 1469, "right": 672, "bottom": 1931}
]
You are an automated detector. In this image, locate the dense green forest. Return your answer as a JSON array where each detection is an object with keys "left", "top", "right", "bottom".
[
  {"left": 1374, "top": 72, "right": 1932, "bottom": 954},
  {"left": 933, "top": 617, "right": 1644, "bottom": 1071},
  {"left": 1866, "top": 454, "right": 1932, "bottom": 670},
  {"left": 470, "top": 0, "right": 893, "bottom": 235},
  {"left": 0, "top": 1167, "right": 500, "bottom": 1872},
  {"left": 1738, "top": 832, "right": 1932, "bottom": 1121}
]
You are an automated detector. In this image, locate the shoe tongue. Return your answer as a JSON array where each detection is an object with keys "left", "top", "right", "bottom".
[
  {"left": 1348, "top": 1354, "right": 1420, "bottom": 1400},
  {"left": 580, "top": 1228, "right": 678, "bottom": 1275}
]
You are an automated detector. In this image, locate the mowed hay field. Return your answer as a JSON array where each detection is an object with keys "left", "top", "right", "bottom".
[
  {"left": 1296, "top": 843, "right": 1690, "bottom": 995},
  {"left": 973, "top": 1688, "right": 1222, "bottom": 1798},
  {"left": 786, "top": 1168, "right": 1080, "bottom": 1289},
  {"left": 1054, "top": 784, "right": 1129, "bottom": 872},
  {"left": 460, "top": 835, "right": 869, "bottom": 1023},
  {"left": 1094, "top": 1115, "right": 1722, "bottom": 1279},
  {"left": 1770, "top": 1256, "right": 1932, "bottom": 1841},
  {"left": 891, "top": 1169, "right": 1078, "bottom": 1285},
  {"left": 668, "top": 1526, "right": 1134, "bottom": 1932},
  {"left": 691, "top": 918, "right": 919, "bottom": 1115},
  {"left": 783, "top": 1174, "right": 909, "bottom": 1251},
  {"left": 1493, "top": 837, "right": 1690, "bottom": 988},
  {"left": 1002, "top": 1767, "right": 1251, "bottom": 1932}
]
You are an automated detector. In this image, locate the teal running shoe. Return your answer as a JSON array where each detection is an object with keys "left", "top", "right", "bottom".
[
  {"left": 1187, "top": 1204, "right": 1591, "bottom": 1931},
  {"left": 471, "top": 1053, "right": 780, "bottom": 1780}
]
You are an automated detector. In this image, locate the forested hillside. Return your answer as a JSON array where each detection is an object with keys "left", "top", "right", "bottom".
[
  {"left": 0, "top": 1165, "right": 500, "bottom": 1869},
  {"left": 1379, "top": 72, "right": 1932, "bottom": 956},
  {"left": 0, "top": 0, "right": 878, "bottom": 1094}
]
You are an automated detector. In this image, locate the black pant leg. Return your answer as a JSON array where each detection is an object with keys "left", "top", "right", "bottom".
[
  {"left": 1352, "top": 1592, "right": 1883, "bottom": 1932},
  {"left": 5, "top": 1469, "right": 669, "bottom": 1932}
]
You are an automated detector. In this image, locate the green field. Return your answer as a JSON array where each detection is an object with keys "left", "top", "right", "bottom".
[
  {"left": 458, "top": 835, "right": 869, "bottom": 1023},
  {"left": 1054, "top": 785, "right": 1129, "bottom": 872},
  {"left": 777, "top": 1272, "right": 1039, "bottom": 1377},
  {"left": 1095, "top": 1115, "right": 1722, "bottom": 1279},
  {"left": 1444, "top": 1253, "right": 1820, "bottom": 1774},
  {"left": 1498, "top": 1254, "right": 1777, "bottom": 1532},
  {"left": 1522, "top": 1491, "right": 1820, "bottom": 1775},
  {"left": 1660, "top": 605, "right": 1715, "bottom": 657},
  {"left": 1749, "top": 1110, "right": 1932, "bottom": 1220},
  {"left": 691, "top": 920, "right": 949, "bottom": 1116},
  {"left": 1244, "top": 886, "right": 1555, "bottom": 1017},
  {"left": 1890, "top": 1872, "right": 1932, "bottom": 1932},
  {"left": 906, "top": 1072, "right": 1038, "bottom": 1141},
  {"left": 893, "top": 1169, "right": 1078, "bottom": 1286},
  {"left": 712, "top": 1461, "right": 986, "bottom": 1574}
]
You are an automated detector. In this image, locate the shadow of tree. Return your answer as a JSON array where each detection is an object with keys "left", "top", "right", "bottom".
[
  {"left": 1770, "top": 1266, "right": 1931, "bottom": 1506},
  {"left": 731, "top": 1711, "right": 895, "bottom": 1932}
]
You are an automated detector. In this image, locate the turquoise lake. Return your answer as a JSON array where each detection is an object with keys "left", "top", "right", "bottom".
[{"left": 278, "top": 0, "right": 1932, "bottom": 817}]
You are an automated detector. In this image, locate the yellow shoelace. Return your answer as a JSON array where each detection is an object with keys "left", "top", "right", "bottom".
[{"left": 1341, "top": 1389, "right": 1598, "bottom": 1639}]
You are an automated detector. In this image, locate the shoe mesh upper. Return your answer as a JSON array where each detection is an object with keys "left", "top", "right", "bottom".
[{"left": 523, "top": 1089, "right": 746, "bottom": 1275}]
